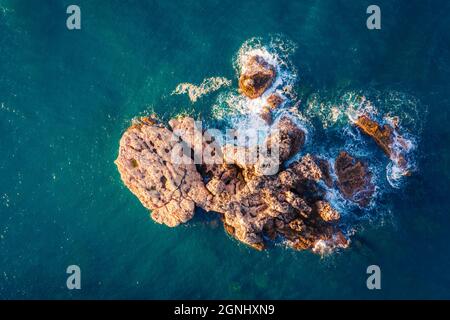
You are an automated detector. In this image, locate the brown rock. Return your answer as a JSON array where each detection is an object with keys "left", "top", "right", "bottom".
[
  {"left": 314, "top": 157, "right": 333, "bottom": 187},
  {"left": 115, "top": 116, "right": 211, "bottom": 227},
  {"left": 266, "top": 116, "right": 305, "bottom": 163},
  {"left": 354, "top": 115, "right": 409, "bottom": 171},
  {"left": 315, "top": 200, "right": 340, "bottom": 222},
  {"left": 311, "top": 230, "right": 350, "bottom": 254},
  {"left": 267, "top": 93, "right": 284, "bottom": 109},
  {"left": 259, "top": 94, "right": 284, "bottom": 124},
  {"left": 354, "top": 115, "right": 393, "bottom": 156},
  {"left": 222, "top": 116, "right": 306, "bottom": 176},
  {"left": 288, "top": 154, "right": 323, "bottom": 182},
  {"left": 334, "top": 151, "right": 374, "bottom": 207},
  {"left": 116, "top": 116, "right": 346, "bottom": 253},
  {"left": 260, "top": 105, "right": 272, "bottom": 125},
  {"left": 239, "top": 55, "right": 276, "bottom": 99}
]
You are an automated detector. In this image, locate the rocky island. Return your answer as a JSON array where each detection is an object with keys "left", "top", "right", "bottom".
[{"left": 115, "top": 54, "right": 408, "bottom": 253}]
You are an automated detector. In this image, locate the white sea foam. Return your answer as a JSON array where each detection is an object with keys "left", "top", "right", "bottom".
[{"left": 172, "top": 77, "right": 231, "bottom": 103}]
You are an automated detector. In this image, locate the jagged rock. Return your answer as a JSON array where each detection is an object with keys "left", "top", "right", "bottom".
[
  {"left": 315, "top": 200, "right": 340, "bottom": 222},
  {"left": 355, "top": 115, "right": 393, "bottom": 156},
  {"left": 169, "top": 116, "right": 224, "bottom": 174},
  {"left": 288, "top": 154, "right": 323, "bottom": 182},
  {"left": 334, "top": 151, "right": 374, "bottom": 207},
  {"left": 354, "top": 115, "right": 409, "bottom": 171},
  {"left": 267, "top": 93, "right": 284, "bottom": 109},
  {"left": 313, "top": 157, "right": 333, "bottom": 187},
  {"left": 239, "top": 55, "right": 276, "bottom": 99},
  {"left": 116, "top": 116, "right": 347, "bottom": 253},
  {"left": 259, "top": 94, "right": 284, "bottom": 124},
  {"left": 115, "top": 116, "right": 211, "bottom": 227},
  {"left": 222, "top": 116, "right": 305, "bottom": 176},
  {"left": 266, "top": 116, "right": 305, "bottom": 163},
  {"left": 311, "top": 230, "right": 349, "bottom": 254},
  {"left": 260, "top": 106, "right": 273, "bottom": 125}
]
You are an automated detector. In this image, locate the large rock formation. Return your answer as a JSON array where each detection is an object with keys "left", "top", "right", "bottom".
[
  {"left": 115, "top": 115, "right": 349, "bottom": 252},
  {"left": 239, "top": 55, "right": 276, "bottom": 99},
  {"left": 334, "top": 151, "right": 375, "bottom": 207},
  {"left": 115, "top": 48, "right": 415, "bottom": 255},
  {"left": 115, "top": 116, "right": 212, "bottom": 227}
]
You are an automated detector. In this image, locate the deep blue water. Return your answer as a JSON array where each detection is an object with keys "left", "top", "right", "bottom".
[{"left": 0, "top": 0, "right": 449, "bottom": 299}]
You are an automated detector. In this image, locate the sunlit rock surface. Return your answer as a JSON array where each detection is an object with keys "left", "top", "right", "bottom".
[{"left": 116, "top": 115, "right": 349, "bottom": 252}]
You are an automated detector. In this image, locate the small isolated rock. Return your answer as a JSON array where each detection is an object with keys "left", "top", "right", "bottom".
[
  {"left": 266, "top": 116, "right": 305, "bottom": 163},
  {"left": 259, "top": 94, "right": 284, "bottom": 124},
  {"left": 315, "top": 200, "right": 340, "bottom": 222},
  {"left": 355, "top": 115, "right": 394, "bottom": 157},
  {"left": 354, "top": 115, "right": 409, "bottom": 172},
  {"left": 239, "top": 55, "right": 276, "bottom": 99},
  {"left": 260, "top": 105, "right": 273, "bottom": 125}
]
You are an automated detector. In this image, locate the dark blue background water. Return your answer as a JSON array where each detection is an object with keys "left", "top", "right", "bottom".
[{"left": 0, "top": 0, "right": 449, "bottom": 299}]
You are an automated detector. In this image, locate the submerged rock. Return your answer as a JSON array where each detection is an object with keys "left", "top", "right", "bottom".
[
  {"left": 334, "top": 151, "right": 375, "bottom": 207},
  {"left": 239, "top": 55, "right": 276, "bottom": 99},
  {"left": 116, "top": 115, "right": 348, "bottom": 253}
]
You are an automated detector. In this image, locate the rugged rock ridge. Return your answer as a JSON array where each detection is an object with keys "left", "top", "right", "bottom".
[
  {"left": 355, "top": 115, "right": 410, "bottom": 173},
  {"left": 116, "top": 115, "right": 352, "bottom": 252}
]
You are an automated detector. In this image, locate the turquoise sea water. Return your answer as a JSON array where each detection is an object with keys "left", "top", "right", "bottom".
[{"left": 1, "top": 0, "right": 449, "bottom": 299}]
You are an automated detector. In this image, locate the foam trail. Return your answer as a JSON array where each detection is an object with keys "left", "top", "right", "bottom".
[{"left": 172, "top": 77, "right": 231, "bottom": 102}]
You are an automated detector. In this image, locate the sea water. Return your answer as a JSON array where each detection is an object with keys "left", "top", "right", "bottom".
[{"left": 0, "top": 0, "right": 450, "bottom": 299}]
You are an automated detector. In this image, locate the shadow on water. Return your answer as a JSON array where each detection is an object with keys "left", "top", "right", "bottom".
[{"left": 350, "top": 234, "right": 378, "bottom": 260}]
